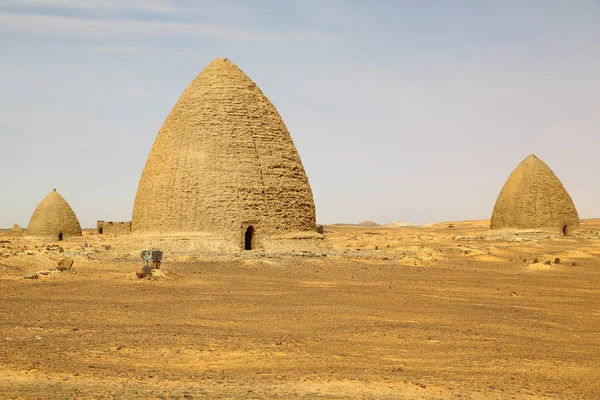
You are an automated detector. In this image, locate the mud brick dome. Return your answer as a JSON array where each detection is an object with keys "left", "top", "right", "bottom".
[
  {"left": 491, "top": 154, "right": 579, "bottom": 235},
  {"left": 27, "top": 189, "right": 82, "bottom": 239},
  {"left": 132, "top": 58, "right": 316, "bottom": 243}
]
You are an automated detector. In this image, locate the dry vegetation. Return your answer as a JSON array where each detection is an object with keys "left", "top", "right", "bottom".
[{"left": 1, "top": 220, "right": 600, "bottom": 399}]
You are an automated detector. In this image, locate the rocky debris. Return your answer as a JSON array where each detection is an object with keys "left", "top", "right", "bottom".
[
  {"left": 554, "top": 257, "right": 560, "bottom": 264},
  {"left": 135, "top": 268, "right": 169, "bottom": 280},
  {"left": 102, "top": 245, "right": 112, "bottom": 250},
  {"left": 0, "top": 263, "right": 23, "bottom": 273},
  {"left": 23, "top": 273, "right": 38, "bottom": 279},
  {"left": 533, "top": 258, "right": 539, "bottom": 264},
  {"left": 544, "top": 260, "right": 552, "bottom": 265},
  {"left": 290, "top": 251, "right": 329, "bottom": 258},
  {"left": 45, "top": 244, "right": 64, "bottom": 253},
  {"left": 57, "top": 259, "right": 74, "bottom": 270},
  {"left": 572, "top": 261, "right": 578, "bottom": 267},
  {"left": 137, "top": 264, "right": 153, "bottom": 279},
  {"left": 316, "top": 225, "right": 324, "bottom": 234}
]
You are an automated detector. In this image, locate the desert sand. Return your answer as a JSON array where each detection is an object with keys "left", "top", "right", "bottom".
[{"left": 1, "top": 220, "right": 599, "bottom": 399}]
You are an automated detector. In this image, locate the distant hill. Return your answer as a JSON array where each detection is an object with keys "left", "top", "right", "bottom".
[
  {"left": 385, "top": 221, "right": 415, "bottom": 227},
  {"left": 422, "top": 220, "right": 490, "bottom": 229},
  {"left": 357, "top": 220, "right": 381, "bottom": 227}
]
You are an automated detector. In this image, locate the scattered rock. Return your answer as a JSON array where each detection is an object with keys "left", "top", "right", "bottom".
[
  {"left": 136, "top": 271, "right": 146, "bottom": 279},
  {"left": 37, "top": 270, "right": 52, "bottom": 275},
  {"left": 572, "top": 261, "right": 578, "bottom": 267},
  {"left": 533, "top": 258, "right": 539, "bottom": 264},
  {"left": 510, "top": 291, "right": 518, "bottom": 296},
  {"left": 554, "top": 257, "right": 560, "bottom": 264},
  {"left": 23, "top": 273, "right": 38, "bottom": 280},
  {"left": 57, "top": 259, "right": 74, "bottom": 270},
  {"left": 544, "top": 260, "right": 551, "bottom": 265},
  {"left": 316, "top": 225, "right": 324, "bottom": 234}
]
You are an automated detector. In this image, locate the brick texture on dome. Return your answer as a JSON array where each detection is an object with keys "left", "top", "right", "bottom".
[
  {"left": 132, "top": 58, "right": 316, "bottom": 244},
  {"left": 27, "top": 189, "right": 82, "bottom": 239},
  {"left": 491, "top": 154, "right": 579, "bottom": 234}
]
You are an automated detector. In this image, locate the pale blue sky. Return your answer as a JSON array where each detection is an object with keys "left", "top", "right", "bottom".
[{"left": 1, "top": 0, "right": 599, "bottom": 228}]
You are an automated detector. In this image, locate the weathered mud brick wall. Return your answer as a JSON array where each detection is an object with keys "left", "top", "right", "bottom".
[{"left": 97, "top": 221, "right": 132, "bottom": 235}]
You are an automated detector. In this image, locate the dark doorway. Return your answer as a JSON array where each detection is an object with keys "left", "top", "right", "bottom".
[
  {"left": 244, "top": 226, "right": 254, "bottom": 250},
  {"left": 562, "top": 225, "right": 568, "bottom": 235},
  {"left": 98, "top": 227, "right": 103, "bottom": 234},
  {"left": 58, "top": 233, "right": 63, "bottom": 241}
]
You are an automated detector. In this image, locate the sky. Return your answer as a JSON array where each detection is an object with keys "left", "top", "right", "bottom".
[{"left": 1, "top": 0, "right": 599, "bottom": 228}]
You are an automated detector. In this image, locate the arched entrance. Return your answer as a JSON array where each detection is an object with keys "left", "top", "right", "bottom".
[
  {"left": 98, "top": 227, "right": 103, "bottom": 234},
  {"left": 244, "top": 226, "right": 254, "bottom": 250}
]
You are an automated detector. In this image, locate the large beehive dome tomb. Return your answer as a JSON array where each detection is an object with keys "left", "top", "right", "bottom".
[
  {"left": 132, "top": 58, "right": 317, "bottom": 250},
  {"left": 491, "top": 154, "right": 579, "bottom": 235},
  {"left": 27, "top": 189, "right": 82, "bottom": 240}
]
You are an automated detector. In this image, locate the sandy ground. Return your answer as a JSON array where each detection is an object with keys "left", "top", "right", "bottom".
[{"left": 1, "top": 221, "right": 600, "bottom": 399}]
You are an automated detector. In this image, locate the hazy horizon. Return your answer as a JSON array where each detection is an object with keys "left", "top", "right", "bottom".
[{"left": 1, "top": 1, "right": 599, "bottom": 228}]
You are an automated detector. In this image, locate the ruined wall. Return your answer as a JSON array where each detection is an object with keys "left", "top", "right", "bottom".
[
  {"left": 11, "top": 224, "right": 25, "bottom": 234},
  {"left": 132, "top": 58, "right": 316, "bottom": 245},
  {"left": 491, "top": 154, "right": 580, "bottom": 234},
  {"left": 97, "top": 221, "right": 132, "bottom": 235},
  {"left": 27, "top": 189, "right": 82, "bottom": 239}
]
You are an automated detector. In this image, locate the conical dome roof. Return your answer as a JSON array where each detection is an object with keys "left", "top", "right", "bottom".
[
  {"left": 27, "top": 189, "right": 82, "bottom": 239},
  {"left": 491, "top": 154, "right": 579, "bottom": 234},
  {"left": 132, "top": 58, "right": 316, "bottom": 242}
]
